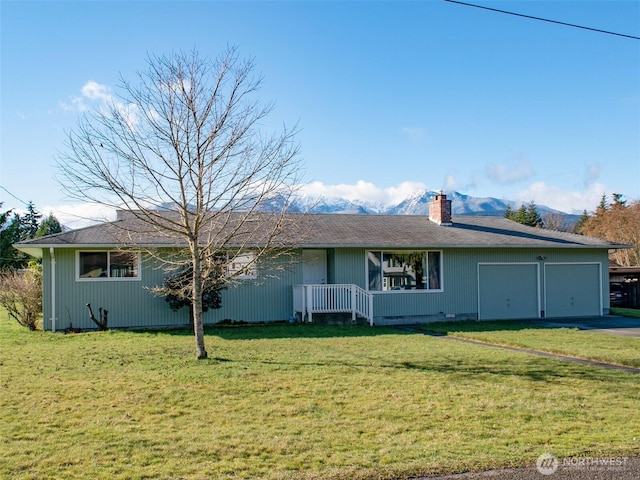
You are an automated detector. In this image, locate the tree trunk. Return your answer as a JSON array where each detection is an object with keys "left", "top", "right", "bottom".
[{"left": 191, "top": 247, "right": 208, "bottom": 360}]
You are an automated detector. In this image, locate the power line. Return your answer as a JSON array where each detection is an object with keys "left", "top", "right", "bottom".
[
  {"left": 444, "top": 0, "right": 640, "bottom": 41},
  {"left": 0, "top": 185, "right": 29, "bottom": 207}
]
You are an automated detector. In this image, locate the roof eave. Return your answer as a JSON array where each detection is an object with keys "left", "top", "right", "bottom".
[
  {"left": 13, "top": 245, "right": 44, "bottom": 259},
  {"left": 296, "top": 243, "right": 624, "bottom": 249}
]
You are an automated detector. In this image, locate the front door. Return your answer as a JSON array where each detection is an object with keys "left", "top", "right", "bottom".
[{"left": 303, "top": 250, "right": 327, "bottom": 284}]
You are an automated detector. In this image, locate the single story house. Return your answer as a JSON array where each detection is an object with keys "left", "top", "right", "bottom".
[{"left": 15, "top": 194, "right": 628, "bottom": 331}]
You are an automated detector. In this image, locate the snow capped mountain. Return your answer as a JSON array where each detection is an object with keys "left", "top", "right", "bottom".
[
  {"left": 258, "top": 190, "right": 575, "bottom": 227},
  {"left": 162, "top": 190, "right": 568, "bottom": 218},
  {"left": 279, "top": 190, "right": 519, "bottom": 217}
]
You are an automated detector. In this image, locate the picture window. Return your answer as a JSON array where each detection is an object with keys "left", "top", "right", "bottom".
[
  {"left": 367, "top": 250, "right": 442, "bottom": 291},
  {"left": 78, "top": 251, "right": 140, "bottom": 280}
]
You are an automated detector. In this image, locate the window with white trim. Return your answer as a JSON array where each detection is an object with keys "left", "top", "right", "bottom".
[
  {"left": 367, "top": 250, "right": 442, "bottom": 291},
  {"left": 226, "top": 252, "right": 257, "bottom": 279},
  {"left": 77, "top": 251, "right": 140, "bottom": 280}
]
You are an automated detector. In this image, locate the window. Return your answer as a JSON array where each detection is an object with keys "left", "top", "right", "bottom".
[
  {"left": 226, "top": 252, "right": 257, "bottom": 279},
  {"left": 78, "top": 251, "right": 140, "bottom": 280},
  {"left": 367, "top": 250, "right": 442, "bottom": 292}
]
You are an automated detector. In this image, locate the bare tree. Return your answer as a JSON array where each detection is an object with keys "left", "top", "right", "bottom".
[
  {"left": 57, "top": 48, "right": 302, "bottom": 359},
  {"left": 542, "top": 213, "right": 567, "bottom": 232},
  {"left": 0, "top": 267, "right": 42, "bottom": 331}
]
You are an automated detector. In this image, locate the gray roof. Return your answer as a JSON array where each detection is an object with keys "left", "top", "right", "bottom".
[{"left": 15, "top": 211, "right": 627, "bottom": 257}]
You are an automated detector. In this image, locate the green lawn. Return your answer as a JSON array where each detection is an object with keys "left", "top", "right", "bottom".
[
  {"left": 1, "top": 311, "right": 638, "bottom": 480},
  {"left": 611, "top": 307, "right": 640, "bottom": 319},
  {"left": 420, "top": 320, "right": 640, "bottom": 368}
]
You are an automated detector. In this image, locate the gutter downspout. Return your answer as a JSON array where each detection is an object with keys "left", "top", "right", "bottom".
[{"left": 49, "top": 247, "right": 56, "bottom": 333}]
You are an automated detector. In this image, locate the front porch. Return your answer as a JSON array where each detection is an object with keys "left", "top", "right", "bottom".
[{"left": 293, "top": 284, "right": 374, "bottom": 325}]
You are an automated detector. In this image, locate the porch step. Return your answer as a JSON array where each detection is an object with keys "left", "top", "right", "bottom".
[{"left": 302, "top": 312, "right": 369, "bottom": 326}]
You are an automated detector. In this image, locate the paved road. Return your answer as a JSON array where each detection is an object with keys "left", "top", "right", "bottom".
[
  {"left": 410, "top": 455, "right": 640, "bottom": 479},
  {"left": 524, "top": 316, "right": 640, "bottom": 338}
]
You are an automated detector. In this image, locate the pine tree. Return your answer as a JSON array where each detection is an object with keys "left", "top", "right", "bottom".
[
  {"left": 596, "top": 193, "right": 608, "bottom": 215},
  {"left": 35, "top": 213, "right": 63, "bottom": 238},
  {"left": 0, "top": 203, "right": 53, "bottom": 269},
  {"left": 505, "top": 202, "right": 543, "bottom": 228},
  {"left": 20, "top": 202, "right": 42, "bottom": 241},
  {"left": 525, "top": 201, "right": 544, "bottom": 228},
  {"left": 573, "top": 210, "right": 590, "bottom": 234},
  {"left": 504, "top": 204, "right": 514, "bottom": 220},
  {"left": 0, "top": 212, "right": 28, "bottom": 269},
  {"left": 163, "top": 265, "right": 227, "bottom": 324}
]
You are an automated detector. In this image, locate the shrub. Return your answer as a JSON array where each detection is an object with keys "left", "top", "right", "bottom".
[{"left": 0, "top": 267, "right": 42, "bottom": 330}]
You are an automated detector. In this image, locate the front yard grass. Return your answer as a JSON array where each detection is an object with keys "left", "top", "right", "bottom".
[
  {"left": 420, "top": 320, "right": 640, "bottom": 368},
  {"left": 611, "top": 307, "right": 640, "bottom": 319},
  {"left": 1, "top": 310, "right": 638, "bottom": 480}
]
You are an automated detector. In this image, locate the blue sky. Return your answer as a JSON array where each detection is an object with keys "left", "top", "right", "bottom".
[{"left": 2, "top": 0, "right": 639, "bottom": 227}]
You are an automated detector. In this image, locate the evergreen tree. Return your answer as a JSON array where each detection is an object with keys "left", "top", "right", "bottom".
[
  {"left": 573, "top": 209, "right": 590, "bottom": 234},
  {"left": 20, "top": 202, "right": 42, "bottom": 240},
  {"left": 163, "top": 265, "right": 227, "bottom": 324},
  {"left": 504, "top": 204, "right": 514, "bottom": 220},
  {"left": 515, "top": 204, "right": 528, "bottom": 223},
  {"left": 525, "top": 201, "right": 544, "bottom": 228},
  {"left": 596, "top": 193, "right": 608, "bottom": 215},
  {"left": 505, "top": 202, "right": 543, "bottom": 228},
  {"left": 35, "top": 213, "right": 63, "bottom": 238},
  {"left": 0, "top": 204, "right": 10, "bottom": 229},
  {"left": 611, "top": 193, "right": 626, "bottom": 208},
  {"left": 0, "top": 202, "right": 51, "bottom": 269},
  {"left": 0, "top": 212, "right": 28, "bottom": 269}
]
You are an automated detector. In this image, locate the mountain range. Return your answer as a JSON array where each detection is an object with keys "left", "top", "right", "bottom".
[
  {"left": 153, "top": 190, "right": 578, "bottom": 229},
  {"left": 261, "top": 190, "right": 570, "bottom": 217},
  {"left": 254, "top": 190, "right": 581, "bottom": 230}
]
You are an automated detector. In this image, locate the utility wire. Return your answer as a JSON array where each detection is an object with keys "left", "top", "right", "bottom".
[
  {"left": 445, "top": 0, "right": 640, "bottom": 41},
  {"left": 0, "top": 185, "right": 29, "bottom": 207}
]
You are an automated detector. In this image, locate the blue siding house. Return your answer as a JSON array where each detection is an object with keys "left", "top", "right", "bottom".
[{"left": 16, "top": 195, "right": 626, "bottom": 331}]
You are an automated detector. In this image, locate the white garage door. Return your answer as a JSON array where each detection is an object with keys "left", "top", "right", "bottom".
[
  {"left": 478, "top": 264, "right": 539, "bottom": 320},
  {"left": 545, "top": 263, "right": 601, "bottom": 318}
]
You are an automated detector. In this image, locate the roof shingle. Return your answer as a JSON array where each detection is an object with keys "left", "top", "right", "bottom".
[{"left": 15, "top": 211, "right": 627, "bottom": 255}]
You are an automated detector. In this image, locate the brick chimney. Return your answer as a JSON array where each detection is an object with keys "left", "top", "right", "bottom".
[{"left": 429, "top": 192, "right": 452, "bottom": 226}]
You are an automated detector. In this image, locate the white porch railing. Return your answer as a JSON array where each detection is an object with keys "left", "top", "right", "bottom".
[{"left": 293, "top": 284, "right": 374, "bottom": 325}]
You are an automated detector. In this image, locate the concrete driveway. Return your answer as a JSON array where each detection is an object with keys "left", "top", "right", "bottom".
[{"left": 523, "top": 315, "right": 640, "bottom": 338}]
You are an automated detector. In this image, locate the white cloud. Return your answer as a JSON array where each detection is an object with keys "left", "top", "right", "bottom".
[
  {"left": 60, "top": 81, "right": 139, "bottom": 128},
  {"left": 300, "top": 180, "right": 428, "bottom": 206},
  {"left": 515, "top": 181, "right": 607, "bottom": 214},
  {"left": 80, "top": 81, "right": 112, "bottom": 101},
  {"left": 486, "top": 160, "right": 533, "bottom": 185},
  {"left": 60, "top": 81, "right": 113, "bottom": 112}
]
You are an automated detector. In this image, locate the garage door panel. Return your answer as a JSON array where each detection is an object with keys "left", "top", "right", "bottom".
[
  {"left": 479, "top": 264, "right": 539, "bottom": 320},
  {"left": 545, "top": 264, "right": 601, "bottom": 317}
]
